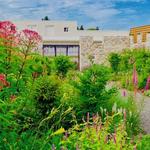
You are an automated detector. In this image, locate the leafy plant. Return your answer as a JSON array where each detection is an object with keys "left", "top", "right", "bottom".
[
  {"left": 75, "top": 65, "right": 116, "bottom": 116},
  {"left": 109, "top": 52, "right": 121, "bottom": 74},
  {"left": 61, "top": 113, "right": 135, "bottom": 149},
  {"left": 137, "top": 135, "right": 150, "bottom": 150},
  {"left": 53, "top": 55, "right": 75, "bottom": 77},
  {"left": 32, "top": 75, "right": 60, "bottom": 116}
]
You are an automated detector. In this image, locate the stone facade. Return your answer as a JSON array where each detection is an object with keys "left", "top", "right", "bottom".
[
  {"left": 104, "top": 36, "right": 130, "bottom": 52},
  {"left": 80, "top": 36, "right": 130, "bottom": 70},
  {"left": 80, "top": 36, "right": 103, "bottom": 70}
]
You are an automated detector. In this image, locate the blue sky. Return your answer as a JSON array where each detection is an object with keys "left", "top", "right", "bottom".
[{"left": 0, "top": 0, "right": 150, "bottom": 30}]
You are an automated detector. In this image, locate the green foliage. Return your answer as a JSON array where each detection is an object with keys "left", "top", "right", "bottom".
[
  {"left": 74, "top": 65, "right": 116, "bottom": 116},
  {"left": 109, "top": 94, "right": 141, "bottom": 136},
  {"left": 53, "top": 55, "right": 75, "bottom": 77},
  {"left": 137, "top": 135, "right": 150, "bottom": 150},
  {"left": 61, "top": 113, "right": 135, "bottom": 149},
  {"left": 110, "top": 49, "right": 150, "bottom": 89},
  {"left": 109, "top": 52, "right": 121, "bottom": 74},
  {"left": 32, "top": 75, "right": 60, "bottom": 116}
]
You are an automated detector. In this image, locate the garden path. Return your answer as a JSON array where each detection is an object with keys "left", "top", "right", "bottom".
[
  {"left": 120, "top": 90, "right": 150, "bottom": 134},
  {"left": 137, "top": 93, "right": 150, "bottom": 134},
  {"left": 109, "top": 82, "right": 150, "bottom": 134}
]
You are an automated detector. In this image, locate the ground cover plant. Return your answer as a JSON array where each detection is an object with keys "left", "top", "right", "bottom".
[{"left": 0, "top": 21, "right": 150, "bottom": 149}]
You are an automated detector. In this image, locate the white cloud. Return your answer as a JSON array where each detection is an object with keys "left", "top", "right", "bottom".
[{"left": 0, "top": 0, "right": 148, "bottom": 29}]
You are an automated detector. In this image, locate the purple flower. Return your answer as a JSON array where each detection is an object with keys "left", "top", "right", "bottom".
[
  {"left": 132, "top": 65, "right": 138, "bottom": 86},
  {"left": 122, "top": 89, "right": 127, "bottom": 97},
  {"left": 145, "top": 76, "right": 150, "bottom": 91}
]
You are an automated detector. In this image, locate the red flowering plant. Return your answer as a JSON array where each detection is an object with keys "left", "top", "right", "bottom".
[
  {"left": 0, "top": 21, "right": 42, "bottom": 97},
  {"left": 0, "top": 21, "right": 20, "bottom": 75},
  {"left": 18, "top": 29, "right": 42, "bottom": 55},
  {"left": 15, "top": 29, "right": 42, "bottom": 92},
  {"left": 145, "top": 76, "right": 150, "bottom": 91},
  {"left": 0, "top": 74, "right": 9, "bottom": 90},
  {"left": 0, "top": 21, "right": 19, "bottom": 47}
]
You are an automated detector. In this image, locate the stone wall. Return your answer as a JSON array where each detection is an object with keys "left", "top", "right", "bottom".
[
  {"left": 79, "top": 36, "right": 130, "bottom": 70},
  {"left": 104, "top": 36, "right": 130, "bottom": 52},
  {"left": 79, "top": 36, "right": 104, "bottom": 70},
  {"left": 103, "top": 36, "right": 130, "bottom": 65}
]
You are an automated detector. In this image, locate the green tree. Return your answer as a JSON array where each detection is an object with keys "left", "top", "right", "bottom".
[
  {"left": 74, "top": 65, "right": 115, "bottom": 116},
  {"left": 96, "top": 26, "right": 99, "bottom": 30},
  {"left": 80, "top": 25, "right": 84, "bottom": 30},
  {"left": 42, "top": 16, "right": 49, "bottom": 20}
]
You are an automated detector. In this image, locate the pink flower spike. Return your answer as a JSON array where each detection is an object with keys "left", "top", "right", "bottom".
[
  {"left": 132, "top": 65, "right": 138, "bottom": 86},
  {"left": 122, "top": 89, "right": 127, "bottom": 97},
  {"left": 145, "top": 76, "right": 150, "bottom": 91}
]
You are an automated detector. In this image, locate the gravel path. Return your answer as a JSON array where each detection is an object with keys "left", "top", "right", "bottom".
[
  {"left": 121, "top": 90, "right": 150, "bottom": 134},
  {"left": 138, "top": 94, "right": 150, "bottom": 134},
  {"left": 110, "top": 82, "right": 150, "bottom": 134}
]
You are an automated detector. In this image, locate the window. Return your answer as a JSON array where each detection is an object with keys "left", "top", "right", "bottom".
[
  {"left": 56, "top": 46, "right": 67, "bottom": 56},
  {"left": 43, "top": 45, "right": 79, "bottom": 57},
  {"left": 68, "top": 46, "right": 79, "bottom": 56},
  {"left": 130, "top": 35, "right": 134, "bottom": 44},
  {"left": 64, "top": 27, "right": 69, "bottom": 32},
  {"left": 43, "top": 46, "right": 55, "bottom": 56}
]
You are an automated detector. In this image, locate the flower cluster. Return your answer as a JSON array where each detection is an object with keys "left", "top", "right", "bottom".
[
  {"left": 0, "top": 21, "right": 42, "bottom": 50},
  {"left": 0, "top": 21, "right": 16, "bottom": 37},
  {"left": 0, "top": 21, "right": 19, "bottom": 46},
  {"left": 20, "top": 29, "right": 41, "bottom": 47},
  {"left": 0, "top": 74, "right": 9, "bottom": 90}
]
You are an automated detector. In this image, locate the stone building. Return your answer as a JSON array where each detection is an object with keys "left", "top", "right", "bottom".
[
  {"left": 130, "top": 25, "right": 150, "bottom": 49},
  {"left": 14, "top": 20, "right": 130, "bottom": 70}
]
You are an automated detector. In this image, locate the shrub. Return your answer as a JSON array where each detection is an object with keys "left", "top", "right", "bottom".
[
  {"left": 137, "top": 135, "right": 150, "bottom": 150},
  {"left": 32, "top": 75, "right": 60, "bottom": 116},
  {"left": 108, "top": 52, "right": 121, "bottom": 74},
  {"left": 138, "top": 73, "right": 148, "bottom": 89},
  {"left": 74, "top": 65, "right": 116, "bottom": 117},
  {"left": 53, "top": 56, "right": 75, "bottom": 77}
]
